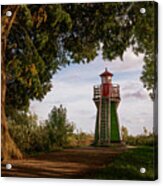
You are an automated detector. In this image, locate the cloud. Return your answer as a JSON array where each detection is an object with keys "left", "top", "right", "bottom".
[
  {"left": 123, "top": 90, "right": 148, "bottom": 99},
  {"left": 102, "top": 47, "right": 144, "bottom": 73},
  {"left": 121, "top": 81, "right": 141, "bottom": 91}
]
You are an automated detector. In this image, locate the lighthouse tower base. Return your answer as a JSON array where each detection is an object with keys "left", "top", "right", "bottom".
[{"left": 94, "top": 98, "right": 121, "bottom": 146}]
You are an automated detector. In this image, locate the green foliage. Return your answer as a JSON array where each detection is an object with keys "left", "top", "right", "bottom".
[
  {"left": 63, "top": 130, "right": 94, "bottom": 148},
  {"left": 74, "top": 130, "right": 94, "bottom": 147},
  {"left": 6, "top": 4, "right": 73, "bottom": 112},
  {"left": 90, "top": 146, "right": 157, "bottom": 180},
  {"left": 5, "top": 2, "right": 157, "bottom": 115},
  {"left": 121, "top": 126, "right": 156, "bottom": 146},
  {"left": 46, "top": 105, "right": 75, "bottom": 148},
  {"left": 121, "top": 126, "right": 128, "bottom": 141},
  {"left": 8, "top": 111, "right": 50, "bottom": 154},
  {"left": 125, "top": 134, "right": 155, "bottom": 147},
  {"left": 8, "top": 106, "right": 94, "bottom": 155},
  {"left": 8, "top": 105, "right": 75, "bottom": 154}
]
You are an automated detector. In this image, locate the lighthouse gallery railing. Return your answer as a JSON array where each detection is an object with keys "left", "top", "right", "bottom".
[{"left": 93, "top": 84, "right": 120, "bottom": 100}]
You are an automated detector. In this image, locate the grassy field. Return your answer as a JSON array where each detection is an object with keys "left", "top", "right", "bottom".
[{"left": 89, "top": 146, "right": 158, "bottom": 180}]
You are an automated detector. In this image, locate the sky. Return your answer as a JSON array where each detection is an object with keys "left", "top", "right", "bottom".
[{"left": 30, "top": 47, "right": 153, "bottom": 136}]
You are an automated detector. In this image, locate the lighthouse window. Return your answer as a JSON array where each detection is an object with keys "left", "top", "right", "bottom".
[
  {"left": 102, "top": 76, "right": 112, "bottom": 83},
  {"left": 102, "top": 77, "right": 107, "bottom": 83},
  {"left": 108, "top": 76, "right": 112, "bottom": 82}
]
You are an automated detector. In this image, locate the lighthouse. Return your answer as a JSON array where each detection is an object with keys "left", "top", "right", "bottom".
[{"left": 93, "top": 68, "right": 121, "bottom": 145}]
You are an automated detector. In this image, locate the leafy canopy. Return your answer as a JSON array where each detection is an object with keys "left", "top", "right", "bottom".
[{"left": 5, "top": 2, "right": 157, "bottom": 113}]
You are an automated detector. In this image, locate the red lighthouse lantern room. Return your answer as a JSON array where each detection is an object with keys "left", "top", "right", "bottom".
[{"left": 100, "top": 68, "right": 113, "bottom": 97}]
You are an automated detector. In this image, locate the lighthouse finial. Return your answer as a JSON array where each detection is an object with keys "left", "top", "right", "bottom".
[{"left": 100, "top": 68, "right": 113, "bottom": 77}]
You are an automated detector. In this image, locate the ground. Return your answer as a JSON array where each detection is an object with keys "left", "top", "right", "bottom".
[{"left": 1, "top": 145, "right": 126, "bottom": 178}]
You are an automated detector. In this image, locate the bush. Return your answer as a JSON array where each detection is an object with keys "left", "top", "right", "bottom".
[
  {"left": 8, "top": 113, "right": 51, "bottom": 154},
  {"left": 74, "top": 130, "right": 94, "bottom": 147},
  {"left": 45, "top": 105, "right": 75, "bottom": 149},
  {"left": 125, "top": 134, "right": 155, "bottom": 146},
  {"left": 8, "top": 105, "right": 76, "bottom": 155},
  {"left": 121, "top": 125, "right": 157, "bottom": 147},
  {"left": 8, "top": 106, "right": 94, "bottom": 155}
]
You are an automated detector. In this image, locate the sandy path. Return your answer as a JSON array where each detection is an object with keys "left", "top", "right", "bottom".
[{"left": 1, "top": 146, "right": 126, "bottom": 178}]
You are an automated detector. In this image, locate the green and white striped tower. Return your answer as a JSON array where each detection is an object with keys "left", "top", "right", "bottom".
[{"left": 93, "top": 68, "right": 121, "bottom": 146}]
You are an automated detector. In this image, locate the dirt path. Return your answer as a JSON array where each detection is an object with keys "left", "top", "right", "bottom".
[{"left": 1, "top": 146, "right": 126, "bottom": 178}]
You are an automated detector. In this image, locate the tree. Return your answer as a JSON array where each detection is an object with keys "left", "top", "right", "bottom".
[
  {"left": 2, "top": 2, "right": 157, "bottom": 159},
  {"left": 121, "top": 126, "right": 128, "bottom": 142},
  {"left": 46, "top": 105, "right": 74, "bottom": 148},
  {"left": 2, "top": 6, "right": 22, "bottom": 160},
  {"left": 2, "top": 4, "right": 74, "bottom": 159},
  {"left": 143, "top": 127, "right": 148, "bottom": 136}
]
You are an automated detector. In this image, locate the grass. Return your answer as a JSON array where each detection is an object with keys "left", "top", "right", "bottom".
[{"left": 90, "top": 146, "right": 158, "bottom": 180}]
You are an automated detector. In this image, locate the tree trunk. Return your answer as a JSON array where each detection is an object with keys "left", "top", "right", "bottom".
[{"left": 1, "top": 5, "right": 23, "bottom": 160}]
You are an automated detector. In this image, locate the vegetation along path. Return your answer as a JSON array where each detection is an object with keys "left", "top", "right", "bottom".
[{"left": 2, "top": 146, "right": 126, "bottom": 178}]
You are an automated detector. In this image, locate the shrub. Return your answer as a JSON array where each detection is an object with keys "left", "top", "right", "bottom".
[
  {"left": 8, "top": 105, "right": 76, "bottom": 155},
  {"left": 125, "top": 134, "right": 155, "bottom": 146}
]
